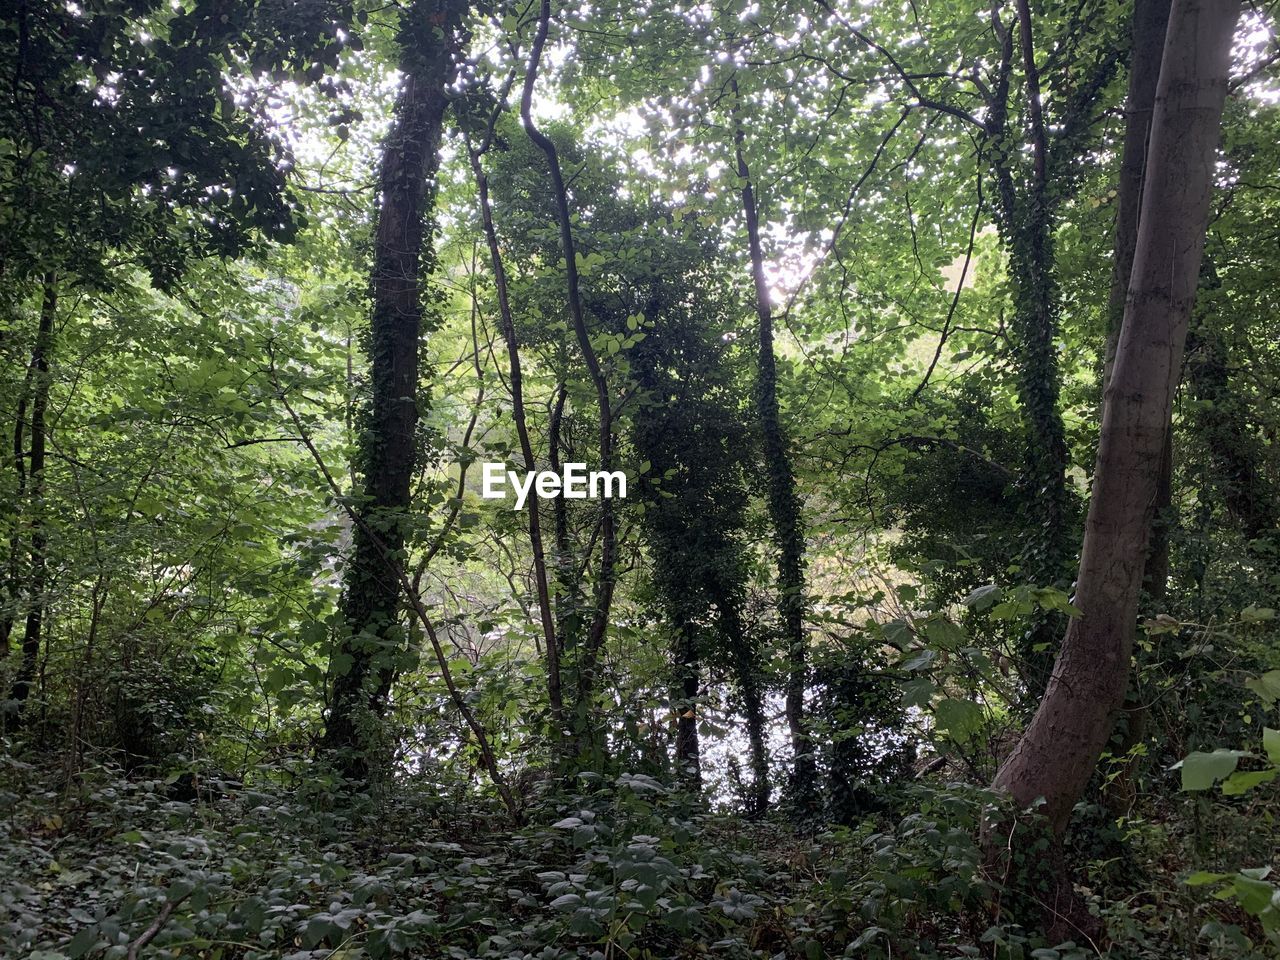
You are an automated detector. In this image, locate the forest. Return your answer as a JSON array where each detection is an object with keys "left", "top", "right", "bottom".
[{"left": 1, "top": 0, "right": 1278, "bottom": 956}]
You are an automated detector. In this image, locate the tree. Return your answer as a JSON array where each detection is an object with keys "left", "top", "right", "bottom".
[
  {"left": 1096, "top": 0, "right": 1173, "bottom": 815},
  {"left": 622, "top": 205, "right": 766, "bottom": 801},
  {"left": 982, "top": 0, "right": 1125, "bottom": 694},
  {"left": 993, "top": 0, "right": 1242, "bottom": 841},
  {"left": 461, "top": 89, "right": 566, "bottom": 749},
  {"left": 321, "top": 0, "right": 470, "bottom": 774},
  {"left": 6, "top": 277, "right": 55, "bottom": 714},
  {"left": 521, "top": 0, "right": 621, "bottom": 767},
  {"left": 1, "top": 0, "right": 351, "bottom": 721},
  {"left": 731, "top": 73, "right": 815, "bottom": 805}
]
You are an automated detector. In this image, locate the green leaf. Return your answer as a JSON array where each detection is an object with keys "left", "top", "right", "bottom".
[
  {"left": 66, "top": 928, "right": 97, "bottom": 959},
  {"left": 1179, "top": 750, "right": 1244, "bottom": 791},
  {"left": 1185, "top": 871, "right": 1229, "bottom": 887},
  {"left": 962, "top": 584, "right": 1001, "bottom": 611},
  {"left": 845, "top": 926, "right": 885, "bottom": 952},
  {"left": 933, "top": 698, "right": 984, "bottom": 744},
  {"left": 1246, "top": 671, "right": 1280, "bottom": 706},
  {"left": 921, "top": 617, "right": 965, "bottom": 650},
  {"left": 1221, "top": 769, "right": 1277, "bottom": 795},
  {"left": 1232, "top": 875, "right": 1277, "bottom": 914},
  {"left": 900, "top": 677, "right": 933, "bottom": 708},
  {"left": 900, "top": 648, "right": 935, "bottom": 671},
  {"left": 1264, "top": 727, "right": 1280, "bottom": 766}
]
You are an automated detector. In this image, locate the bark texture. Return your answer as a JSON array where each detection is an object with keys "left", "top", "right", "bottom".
[
  {"left": 1111, "top": 0, "right": 1178, "bottom": 600},
  {"left": 1099, "top": 0, "right": 1174, "bottom": 816},
  {"left": 992, "top": 0, "right": 1241, "bottom": 836},
  {"left": 323, "top": 0, "right": 465, "bottom": 772},
  {"left": 1103, "top": 0, "right": 1174, "bottom": 395}
]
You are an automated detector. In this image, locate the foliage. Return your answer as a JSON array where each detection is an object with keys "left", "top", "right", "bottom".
[{"left": 2, "top": 0, "right": 1279, "bottom": 957}]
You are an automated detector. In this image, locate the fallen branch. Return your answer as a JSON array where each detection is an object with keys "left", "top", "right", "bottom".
[{"left": 127, "top": 891, "right": 191, "bottom": 960}]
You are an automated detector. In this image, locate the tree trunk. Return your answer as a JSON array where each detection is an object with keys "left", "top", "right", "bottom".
[
  {"left": 993, "top": 0, "right": 1241, "bottom": 838},
  {"left": 673, "top": 627, "right": 701, "bottom": 787},
  {"left": 720, "top": 597, "right": 771, "bottom": 816},
  {"left": 323, "top": 0, "right": 465, "bottom": 775},
  {"left": 10, "top": 274, "right": 56, "bottom": 716},
  {"left": 730, "top": 75, "right": 813, "bottom": 805},
  {"left": 1187, "top": 314, "right": 1279, "bottom": 546},
  {"left": 522, "top": 0, "right": 617, "bottom": 767},
  {"left": 988, "top": 7, "right": 1071, "bottom": 698},
  {"left": 466, "top": 130, "right": 566, "bottom": 745},
  {"left": 1103, "top": 0, "right": 1174, "bottom": 394},
  {"left": 1098, "top": 0, "right": 1174, "bottom": 817},
  {"left": 546, "top": 382, "right": 584, "bottom": 673},
  {"left": 1107, "top": 0, "right": 1178, "bottom": 600},
  {"left": 0, "top": 326, "right": 38, "bottom": 658}
]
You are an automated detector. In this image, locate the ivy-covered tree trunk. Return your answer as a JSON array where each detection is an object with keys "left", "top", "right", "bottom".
[
  {"left": 0, "top": 308, "right": 40, "bottom": 658},
  {"left": 988, "top": 4, "right": 1071, "bottom": 698},
  {"left": 993, "top": 0, "right": 1240, "bottom": 839},
  {"left": 719, "top": 597, "right": 771, "bottom": 815},
  {"left": 1003, "top": 202, "right": 1070, "bottom": 691},
  {"left": 731, "top": 77, "right": 813, "bottom": 805},
  {"left": 322, "top": 0, "right": 465, "bottom": 775},
  {"left": 9, "top": 274, "right": 55, "bottom": 717},
  {"left": 673, "top": 627, "right": 701, "bottom": 786},
  {"left": 1187, "top": 311, "right": 1280, "bottom": 547}
]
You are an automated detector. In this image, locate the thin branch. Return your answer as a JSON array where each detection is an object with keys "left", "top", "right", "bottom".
[
  {"left": 127, "top": 892, "right": 191, "bottom": 960},
  {"left": 913, "top": 171, "right": 984, "bottom": 399},
  {"left": 269, "top": 349, "right": 520, "bottom": 820}
]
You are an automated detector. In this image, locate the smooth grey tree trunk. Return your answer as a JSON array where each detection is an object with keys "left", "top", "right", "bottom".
[{"left": 993, "top": 0, "right": 1241, "bottom": 836}]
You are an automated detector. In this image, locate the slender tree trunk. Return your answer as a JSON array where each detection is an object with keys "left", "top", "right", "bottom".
[
  {"left": 466, "top": 133, "right": 565, "bottom": 746},
  {"left": 547, "top": 382, "right": 579, "bottom": 656},
  {"left": 10, "top": 274, "right": 55, "bottom": 716},
  {"left": 993, "top": 0, "right": 1241, "bottom": 839},
  {"left": 522, "top": 0, "right": 617, "bottom": 765},
  {"left": 1103, "top": 0, "right": 1174, "bottom": 394},
  {"left": 0, "top": 346, "right": 37, "bottom": 658},
  {"left": 730, "top": 75, "right": 813, "bottom": 805},
  {"left": 673, "top": 626, "right": 701, "bottom": 787},
  {"left": 1098, "top": 0, "right": 1175, "bottom": 816},
  {"left": 994, "top": 3, "right": 1071, "bottom": 696},
  {"left": 720, "top": 597, "right": 771, "bottom": 815},
  {"left": 323, "top": 0, "right": 465, "bottom": 774}
]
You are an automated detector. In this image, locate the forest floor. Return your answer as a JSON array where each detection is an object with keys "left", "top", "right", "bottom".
[{"left": 1, "top": 754, "right": 1270, "bottom": 960}]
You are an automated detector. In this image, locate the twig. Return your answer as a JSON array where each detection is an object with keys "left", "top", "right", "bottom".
[
  {"left": 127, "top": 891, "right": 191, "bottom": 960},
  {"left": 268, "top": 348, "right": 521, "bottom": 821}
]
